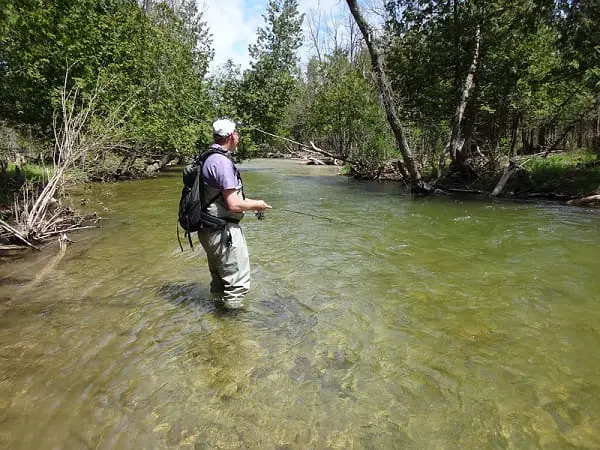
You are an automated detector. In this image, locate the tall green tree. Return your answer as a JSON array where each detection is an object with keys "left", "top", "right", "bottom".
[
  {"left": 209, "top": 59, "right": 243, "bottom": 120},
  {"left": 0, "top": 0, "right": 213, "bottom": 158},
  {"left": 123, "top": 1, "right": 212, "bottom": 154},
  {"left": 0, "top": 0, "right": 147, "bottom": 129},
  {"left": 240, "top": 0, "right": 304, "bottom": 149},
  {"left": 383, "top": 0, "right": 569, "bottom": 170},
  {"left": 556, "top": 0, "right": 600, "bottom": 90}
]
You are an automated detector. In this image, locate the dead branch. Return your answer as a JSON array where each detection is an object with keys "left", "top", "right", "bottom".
[
  {"left": 308, "top": 141, "right": 346, "bottom": 162},
  {"left": 39, "top": 225, "right": 98, "bottom": 239},
  {"left": 345, "top": 0, "right": 429, "bottom": 193},
  {"left": 0, "top": 218, "right": 39, "bottom": 249}
]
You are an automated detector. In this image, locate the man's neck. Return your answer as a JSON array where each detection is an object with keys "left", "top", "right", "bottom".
[{"left": 211, "top": 143, "right": 231, "bottom": 152}]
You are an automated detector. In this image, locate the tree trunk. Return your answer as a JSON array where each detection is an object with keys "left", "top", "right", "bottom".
[
  {"left": 491, "top": 160, "right": 518, "bottom": 197},
  {"left": 538, "top": 126, "right": 547, "bottom": 151},
  {"left": 345, "top": 0, "right": 430, "bottom": 194},
  {"left": 594, "top": 107, "right": 600, "bottom": 155},
  {"left": 157, "top": 152, "right": 179, "bottom": 170},
  {"left": 509, "top": 114, "right": 520, "bottom": 157},
  {"left": 446, "top": 24, "right": 481, "bottom": 167},
  {"left": 543, "top": 99, "right": 600, "bottom": 157}
]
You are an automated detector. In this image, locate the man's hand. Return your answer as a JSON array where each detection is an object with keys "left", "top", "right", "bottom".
[
  {"left": 224, "top": 189, "right": 271, "bottom": 213},
  {"left": 254, "top": 200, "right": 272, "bottom": 211}
]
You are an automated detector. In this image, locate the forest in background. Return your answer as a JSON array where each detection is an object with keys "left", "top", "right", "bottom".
[{"left": 1, "top": 0, "right": 599, "bottom": 246}]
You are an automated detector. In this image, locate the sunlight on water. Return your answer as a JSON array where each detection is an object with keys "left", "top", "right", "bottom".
[{"left": 1, "top": 159, "right": 599, "bottom": 448}]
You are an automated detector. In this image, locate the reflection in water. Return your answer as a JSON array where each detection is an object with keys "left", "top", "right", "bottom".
[{"left": 0, "top": 159, "right": 599, "bottom": 448}]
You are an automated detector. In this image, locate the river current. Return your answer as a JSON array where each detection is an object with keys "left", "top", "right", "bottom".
[{"left": 1, "top": 159, "right": 599, "bottom": 448}]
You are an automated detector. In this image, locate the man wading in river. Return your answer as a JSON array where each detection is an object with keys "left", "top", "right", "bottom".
[{"left": 186, "top": 119, "right": 271, "bottom": 310}]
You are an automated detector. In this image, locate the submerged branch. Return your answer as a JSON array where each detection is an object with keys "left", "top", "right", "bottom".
[{"left": 0, "top": 218, "right": 39, "bottom": 250}]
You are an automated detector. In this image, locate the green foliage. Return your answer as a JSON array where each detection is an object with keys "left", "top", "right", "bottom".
[
  {"left": 2, "top": 0, "right": 599, "bottom": 198},
  {"left": 209, "top": 60, "right": 244, "bottom": 119},
  {"left": 0, "top": 0, "right": 214, "bottom": 159},
  {"left": 382, "top": 0, "right": 599, "bottom": 171},
  {"left": 0, "top": 163, "right": 52, "bottom": 205},
  {"left": 518, "top": 152, "right": 600, "bottom": 195},
  {"left": 237, "top": 0, "right": 304, "bottom": 154},
  {"left": 303, "top": 51, "right": 396, "bottom": 176},
  {"left": 339, "top": 164, "right": 352, "bottom": 176},
  {"left": 3, "top": 163, "right": 50, "bottom": 183},
  {"left": 555, "top": 0, "right": 600, "bottom": 90}
]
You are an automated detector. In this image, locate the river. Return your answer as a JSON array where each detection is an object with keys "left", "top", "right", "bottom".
[{"left": 1, "top": 159, "right": 599, "bottom": 448}]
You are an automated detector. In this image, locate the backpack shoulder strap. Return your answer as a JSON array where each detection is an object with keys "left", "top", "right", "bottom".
[
  {"left": 197, "top": 146, "right": 231, "bottom": 165},
  {"left": 200, "top": 147, "right": 245, "bottom": 200},
  {"left": 195, "top": 147, "right": 233, "bottom": 210}
]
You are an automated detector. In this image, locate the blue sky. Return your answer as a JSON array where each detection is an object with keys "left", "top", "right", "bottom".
[{"left": 200, "top": 0, "right": 359, "bottom": 72}]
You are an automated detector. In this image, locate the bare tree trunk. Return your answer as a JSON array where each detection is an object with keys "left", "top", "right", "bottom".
[
  {"left": 490, "top": 160, "right": 518, "bottom": 197},
  {"left": 446, "top": 24, "right": 481, "bottom": 167},
  {"left": 306, "top": 10, "right": 323, "bottom": 63},
  {"left": 538, "top": 126, "right": 547, "bottom": 151},
  {"left": 345, "top": 0, "right": 430, "bottom": 193},
  {"left": 543, "top": 99, "right": 600, "bottom": 157},
  {"left": 542, "top": 124, "right": 576, "bottom": 157},
  {"left": 492, "top": 99, "right": 600, "bottom": 197},
  {"left": 509, "top": 113, "right": 521, "bottom": 157},
  {"left": 157, "top": 152, "right": 178, "bottom": 170},
  {"left": 594, "top": 106, "right": 600, "bottom": 154}
]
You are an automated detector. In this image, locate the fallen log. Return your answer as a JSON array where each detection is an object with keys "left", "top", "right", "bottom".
[
  {"left": 307, "top": 157, "right": 326, "bottom": 165},
  {"left": 0, "top": 218, "right": 39, "bottom": 250},
  {"left": 490, "top": 160, "right": 518, "bottom": 197},
  {"left": 0, "top": 244, "right": 31, "bottom": 257},
  {"left": 567, "top": 194, "right": 600, "bottom": 207}
]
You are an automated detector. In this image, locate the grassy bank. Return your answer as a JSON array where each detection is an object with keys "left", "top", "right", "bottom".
[
  {"left": 435, "top": 150, "right": 600, "bottom": 200},
  {"left": 0, "top": 164, "right": 52, "bottom": 209},
  {"left": 514, "top": 151, "right": 600, "bottom": 198}
]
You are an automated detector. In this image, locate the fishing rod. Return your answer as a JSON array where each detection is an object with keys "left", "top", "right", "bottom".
[{"left": 255, "top": 208, "right": 370, "bottom": 229}]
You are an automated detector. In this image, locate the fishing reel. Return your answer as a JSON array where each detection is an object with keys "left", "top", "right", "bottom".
[{"left": 255, "top": 210, "right": 265, "bottom": 220}]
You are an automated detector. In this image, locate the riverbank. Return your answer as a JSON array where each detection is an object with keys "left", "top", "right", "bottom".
[
  {"left": 283, "top": 149, "right": 600, "bottom": 206},
  {"left": 2, "top": 150, "right": 599, "bottom": 255},
  {"left": 425, "top": 151, "right": 600, "bottom": 206}
]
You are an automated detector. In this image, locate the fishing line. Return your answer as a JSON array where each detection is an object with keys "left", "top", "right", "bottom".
[
  {"left": 246, "top": 126, "right": 367, "bottom": 228},
  {"left": 255, "top": 208, "right": 370, "bottom": 229},
  {"left": 244, "top": 125, "right": 312, "bottom": 150}
]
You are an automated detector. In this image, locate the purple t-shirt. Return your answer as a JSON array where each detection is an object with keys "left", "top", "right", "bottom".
[{"left": 201, "top": 146, "right": 241, "bottom": 190}]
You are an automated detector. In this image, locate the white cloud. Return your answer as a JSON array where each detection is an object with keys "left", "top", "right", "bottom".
[
  {"left": 200, "top": 0, "right": 264, "bottom": 72},
  {"left": 201, "top": 0, "right": 379, "bottom": 73}
]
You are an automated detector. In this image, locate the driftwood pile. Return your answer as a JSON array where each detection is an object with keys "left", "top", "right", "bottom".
[
  {"left": 0, "top": 70, "right": 106, "bottom": 256},
  {"left": 0, "top": 199, "right": 99, "bottom": 254}
]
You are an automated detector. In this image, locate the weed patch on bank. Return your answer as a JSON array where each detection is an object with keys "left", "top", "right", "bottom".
[{"left": 515, "top": 152, "right": 600, "bottom": 196}]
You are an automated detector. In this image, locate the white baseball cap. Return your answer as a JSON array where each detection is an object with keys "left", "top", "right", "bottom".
[{"left": 212, "top": 118, "right": 237, "bottom": 137}]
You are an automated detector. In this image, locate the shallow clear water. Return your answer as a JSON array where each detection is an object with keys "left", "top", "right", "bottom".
[{"left": 1, "top": 159, "right": 599, "bottom": 449}]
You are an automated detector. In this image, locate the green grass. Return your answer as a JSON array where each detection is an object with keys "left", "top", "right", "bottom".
[
  {"left": 3, "top": 163, "right": 52, "bottom": 182},
  {"left": 517, "top": 151, "right": 600, "bottom": 196},
  {"left": 0, "top": 163, "right": 54, "bottom": 206}
]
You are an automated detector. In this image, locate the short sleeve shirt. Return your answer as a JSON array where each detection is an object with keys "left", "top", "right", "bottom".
[{"left": 201, "top": 145, "right": 241, "bottom": 190}]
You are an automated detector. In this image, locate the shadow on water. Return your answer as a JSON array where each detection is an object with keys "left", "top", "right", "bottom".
[
  {"left": 156, "top": 280, "right": 319, "bottom": 343},
  {"left": 245, "top": 292, "right": 320, "bottom": 345},
  {"left": 155, "top": 281, "right": 217, "bottom": 316}
]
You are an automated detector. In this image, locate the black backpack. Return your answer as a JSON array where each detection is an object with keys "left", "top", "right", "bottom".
[{"left": 177, "top": 148, "right": 240, "bottom": 250}]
